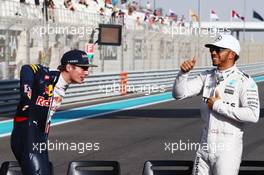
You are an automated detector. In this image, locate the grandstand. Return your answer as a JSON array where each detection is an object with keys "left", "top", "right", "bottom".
[{"left": 0, "top": 0, "right": 264, "bottom": 79}]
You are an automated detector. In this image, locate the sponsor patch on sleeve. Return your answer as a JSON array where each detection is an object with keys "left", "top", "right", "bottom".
[{"left": 224, "top": 88, "right": 234, "bottom": 95}]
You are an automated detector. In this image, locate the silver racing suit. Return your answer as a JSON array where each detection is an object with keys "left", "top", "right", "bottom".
[{"left": 172, "top": 65, "right": 260, "bottom": 175}]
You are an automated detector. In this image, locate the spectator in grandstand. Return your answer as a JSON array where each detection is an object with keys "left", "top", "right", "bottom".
[
  {"left": 153, "top": 9, "right": 158, "bottom": 16},
  {"left": 47, "top": 0, "right": 55, "bottom": 9},
  {"left": 99, "top": 7, "right": 107, "bottom": 22},
  {"left": 64, "top": 0, "right": 75, "bottom": 11},
  {"left": 20, "top": 0, "right": 39, "bottom": 5},
  {"left": 146, "top": 16, "right": 155, "bottom": 28},
  {"left": 166, "top": 10, "right": 178, "bottom": 26},
  {"left": 11, "top": 49, "right": 97, "bottom": 175},
  {"left": 136, "top": 16, "right": 140, "bottom": 25},
  {"left": 20, "top": 0, "right": 25, "bottom": 3},
  {"left": 104, "top": 0, "right": 112, "bottom": 9},
  {"left": 111, "top": 8, "right": 118, "bottom": 23},
  {"left": 146, "top": 1, "right": 151, "bottom": 10},
  {"left": 16, "top": 0, "right": 31, "bottom": 16},
  {"left": 177, "top": 15, "right": 185, "bottom": 26},
  {"left": 47, "top": 0, "right": 55, "bottom": 22},
  {"left": 149, "top": 16, "right": 156, "bottom": 24},
  {"left": 118, "top": 10, "right": 125, "bottom": 25},
  {"left": 79, "top": 0, "right": 88, "bottom": 7},
  {"left": 118, "top": 9, "right": 125, "bottom": 18},
  {"left": 159, "top": 17, "right": 165, "bottom": 24},
  {"left": 168, "top": 16, "right": 176, "bottom": 26},
  {"left": 99, "top": 7, "right": 105, "bottom": 16},
  {"left": 144, "top": 12, "right": 150, "bottom": 21},
  {"left": 131, "top": 1, "right": 138, "bottom": 11},
  {"left": 127, "top": 4, "right": 136, "bottom": 15},
  {"left": 35, "top": 0, "right": 40, "bottom": 6}
]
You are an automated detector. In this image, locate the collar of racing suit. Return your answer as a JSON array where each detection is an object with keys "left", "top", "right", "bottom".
[
  {"left": 44, "top": 74, "right": 69, "bottom": 134},
  {"left": 215, "top": 65, "right": 237, "bottom": 85},
  {"left": 54, "top": 74, "right": 69, "bottom": 97}
]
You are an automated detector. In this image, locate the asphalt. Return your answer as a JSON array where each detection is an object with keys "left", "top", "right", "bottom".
[{"left": 0, "top": 82, "right": 263, "bottom": 175}]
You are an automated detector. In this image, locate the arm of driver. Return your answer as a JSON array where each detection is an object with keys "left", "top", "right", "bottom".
[
  {"left": 172, "top": 71, "right": 204, "bottom": 100},
  {"left": 213, "top": 78, "right": 260, "bottom": 123}
]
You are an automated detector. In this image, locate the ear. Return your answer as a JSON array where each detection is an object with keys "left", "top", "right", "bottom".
[
  {"left": 65, "top": 64, "right": 72, "bottom": 72},
  {"left": 228, "top": 51, "right": 236, "bottom": 61}
]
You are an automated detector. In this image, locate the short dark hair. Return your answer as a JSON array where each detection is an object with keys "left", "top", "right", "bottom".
[
  {"left": 57, "top": 64, "right": 67, "bottom": 72},
  {"left": 234, "top": 55, "right": 239, "bottom": 61},
  {"left": 57, "top": 64, "right": 89, "bottom": 72}
]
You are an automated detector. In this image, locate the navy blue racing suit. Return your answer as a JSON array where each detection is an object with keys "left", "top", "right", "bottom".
[{"left": 11, "top": 64, "right": 60, "bottom": 175}]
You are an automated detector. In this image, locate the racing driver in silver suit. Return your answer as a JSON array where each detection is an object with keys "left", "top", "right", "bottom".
[{"left": 172, "top": 34, "right": 260, "bottom": 175}]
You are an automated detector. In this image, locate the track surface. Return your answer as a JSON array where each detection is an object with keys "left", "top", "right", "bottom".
[{"left": 0, "top": 82, "right": 263, "bottom": 175}]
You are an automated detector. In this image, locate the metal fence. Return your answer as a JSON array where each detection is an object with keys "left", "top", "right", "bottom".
[
  {"left": 0, "top": 80, "right": 19, "bottom": 117},
  {"left": 1, "top": 63, "right": 264, "bottom": 117}
]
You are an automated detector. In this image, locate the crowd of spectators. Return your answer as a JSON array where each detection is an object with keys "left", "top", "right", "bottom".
[
  {"left": 79, "top": 0, "right": 88, "bottom": 7},
  {"left": 64, "top": 0, "right": 74, "bottom": 11},
  {"left": 119, "top": 0, "right": 184, "bottom": 27},
  {"left": 20, "top": 0, "right": 40, "bottom": 6},
  {"left": 16, "top": 0, "right": 184, "bottom": 27}
]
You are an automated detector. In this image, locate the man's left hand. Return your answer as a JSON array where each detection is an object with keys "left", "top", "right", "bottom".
[{"left": 208, "top": 90, "right": 221, "bottom": 109}]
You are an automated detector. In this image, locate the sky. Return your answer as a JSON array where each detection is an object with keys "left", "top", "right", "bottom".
[
  {"left": 139, "top": 0, "right": 264, "bottom": 22},
  {"left": 137, "top": 0, "right": 264, "bottom": 41}
]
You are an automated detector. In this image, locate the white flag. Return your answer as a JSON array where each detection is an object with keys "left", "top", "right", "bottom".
[{"left": 210, "top": 9, "right": 219, "bottom": 20}]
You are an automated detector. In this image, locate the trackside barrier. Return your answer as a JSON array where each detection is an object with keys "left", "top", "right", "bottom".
[
  {"left": 1, "top": 160, "right": 263, "bottom": 175},
  {"left": 0, "top": 161, "right": 54, "bottom": 175},
  {"left": 0, "top": 63, "right": 264, "bottom": 117},
  {"left": 67, "top": 161, "right": 120, "bottom": 175},
  {"left": 0, "top": 80, "right": 20, "bottom": 117},
  {"left": 142, "top": 160, "right": 193, "bottom": 175},
  {"left": 142, "top": 160, "right": 264, "bottom": 175},
  {"left": 239, "top": 161, "right": 264, "bottom": 175},
  {"left": 62, "top": 63, "right": 264, "bottom": 104},
  {"left": 0, "top": 161, "right": 22, "bottom": 175}
]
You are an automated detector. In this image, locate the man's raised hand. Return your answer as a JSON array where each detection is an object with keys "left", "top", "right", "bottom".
[{"left": 180, "top": 56, "right": 197, "bottom": 73}]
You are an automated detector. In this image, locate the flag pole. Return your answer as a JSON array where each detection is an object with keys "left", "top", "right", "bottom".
[
  {"left": 210, "top": 9, "right": 212, "bottom": 22},
  {"left": 230, "top": 0, "right": 232, "bottom": 21},
  {"left": 197, "top": 0, "right": 201, "bottom": 61},
  {"left": 230, "top": 10, "right": 232, "bottom": 22},
  {"left": 243, "top": 0, "right": 246, "bottom": 41}
]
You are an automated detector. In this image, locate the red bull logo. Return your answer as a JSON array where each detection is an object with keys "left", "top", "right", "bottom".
[
  {"left": 36, "top": 96, "right": 52, "bottom": 107},
  {"left": 44, "top": 85, "right": 53, "bottom": 97}
]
